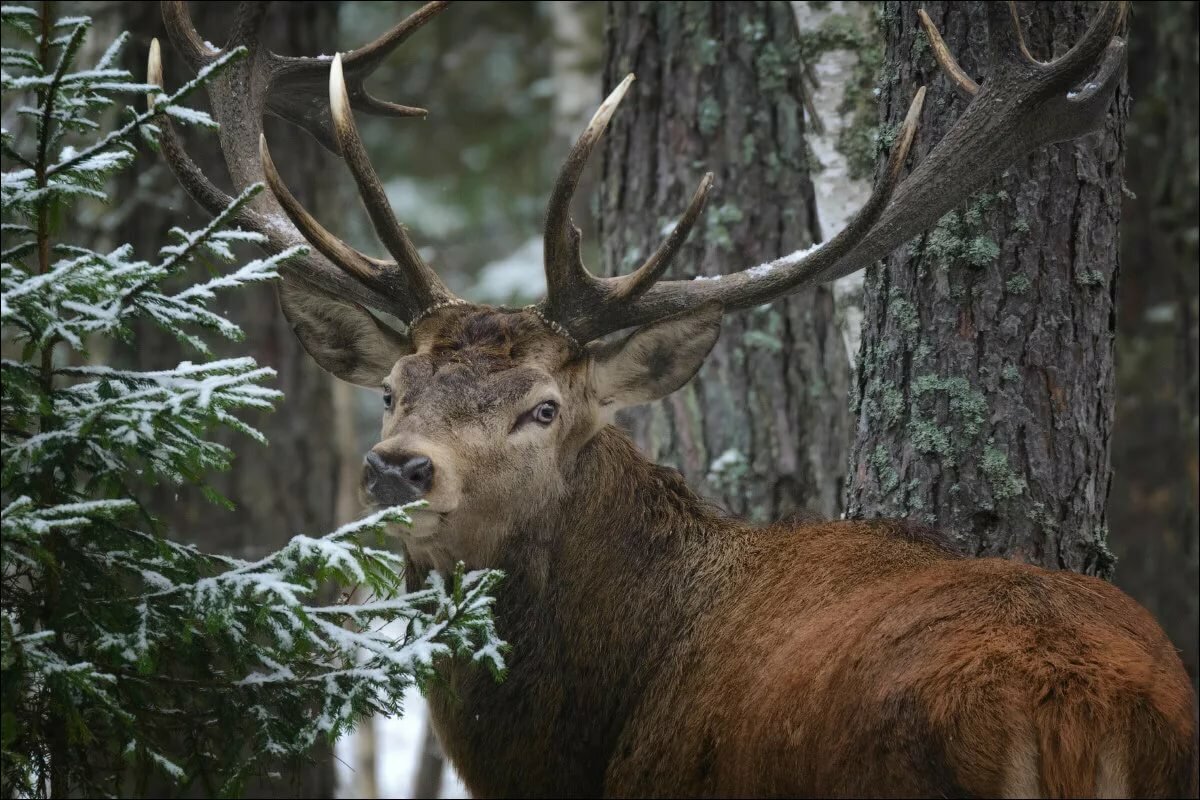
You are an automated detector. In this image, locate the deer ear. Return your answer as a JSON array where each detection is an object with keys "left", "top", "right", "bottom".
[
  {"left": 590, "top": 302, "right": 722, "bottom": 410},
  {"left": 279, "top": 282, "right": 412, "bottom": 388}
]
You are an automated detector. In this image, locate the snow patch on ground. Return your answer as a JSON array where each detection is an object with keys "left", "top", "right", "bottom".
[{"left": 336, "top": 687, "right": 470, "bottom": 798}]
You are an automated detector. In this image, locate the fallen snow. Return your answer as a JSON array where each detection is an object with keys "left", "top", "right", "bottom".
[{"left": 334, "top": 684, "right": 470, "bottom": 798}]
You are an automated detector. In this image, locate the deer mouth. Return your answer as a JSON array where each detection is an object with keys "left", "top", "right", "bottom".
[{"left": 396, "top": 507, "right": 448, "bottom": 540}]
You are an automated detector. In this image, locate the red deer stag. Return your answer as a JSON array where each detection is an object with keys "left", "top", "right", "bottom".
[{"left": 151, "top": 2, "right": 1196, "bottom": 796}]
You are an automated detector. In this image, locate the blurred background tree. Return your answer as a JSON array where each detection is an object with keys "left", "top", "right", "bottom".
[
  {"left": 1109, "top": 0, "right": 1199, "bottom": 691},
  {"left": 30, "top": 1, "right": 1197, "bottom": 796},
  {"left": 600, "top": 1, "right": 849, "bottom": 523}
]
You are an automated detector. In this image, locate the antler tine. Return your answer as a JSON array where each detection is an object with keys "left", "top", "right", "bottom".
[
  {"left": 339, "top": 0, "right": 450, "bottom": 78},
  {"left": 916, "top": 9, "right": 978, "bottom": 101},
  {"left": 327, "top": 53, "right": 455, "bottom": 311},
  {"left": 543, "top": 74, "right": 635, "bottom": 298},
  {"left": 259, "top": 132, "right": 385, "bottom": 286},
  {"left": 986, "top": 2, "right": 1038, "bottom": 68},
  {"left": 161, "top": 0, "right": 217, "bottom": 72},
  {"left": 610, "top": 172, "right": 715, "bottom": 302},
  {"left": 1037, "top": 1, "right": 1127, "bottom": 88},
  {"left": 919, "top": 2, "right": 1126, "bottom": 102},
  {"left": 267, "top": 1, "right": 449, "bottom": 153},
  {"left": 789, "top": 86, "right": 926, "bottom": 285},
  {"left": 1055, "top": 38, "right": 1126, "bottom": 139},
  {"left": 148, "top": 38, "right": 233, "bottom": 216},
  {"left": 345, "top": 93, "right": 428, "bottom": 119}
]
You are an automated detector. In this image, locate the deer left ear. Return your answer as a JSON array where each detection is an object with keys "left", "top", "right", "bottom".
[
  {"left": 590, "top": 302, "right": 722, "bottom": 410},
  {"left": 279, "top": 281, "right": 412, "bottom": 388}
]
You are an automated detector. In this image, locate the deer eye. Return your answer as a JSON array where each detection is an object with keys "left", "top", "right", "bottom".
[
  {"left": 382, "top": 387, "right": 393, "bottom": 411},
  {"left": 532, "top": 400, "right": 558, "bottom": 425},
  {"left": 513, "top": 400, "right": 558, "bottom": 432}
]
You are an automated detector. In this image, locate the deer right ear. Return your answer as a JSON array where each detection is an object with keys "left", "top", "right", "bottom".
[
  {"left": 590, "top": 302, "right": 722, "bottom": 411},
  {"left": 279, "top": 282, "right": 412, "bottom": 388}
]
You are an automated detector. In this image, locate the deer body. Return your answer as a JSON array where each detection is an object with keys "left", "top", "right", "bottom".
[
  {"left": 416, "top": 423, "right": 1194, "bottom": 799},
  {"left": 152, "top": 2, "right": 1197, "bottom": 796}
]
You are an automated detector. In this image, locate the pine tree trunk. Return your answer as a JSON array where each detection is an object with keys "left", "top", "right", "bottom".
[
  {"left": 600, "top": 1, "right": 848, "bottom": 522},
  {"left": 846, "top": 1, "right": 1128, "bottom": 576},
  {"left": 1109, "top": 0, "right": 1199, "bottom": 688},
  {"left": 111, "top": 3, "right": 343, "bottom": 796}
]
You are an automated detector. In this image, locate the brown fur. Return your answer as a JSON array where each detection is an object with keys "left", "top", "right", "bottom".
[{"left": 342, "top": 306, "right": 1194, "bottom": 798}]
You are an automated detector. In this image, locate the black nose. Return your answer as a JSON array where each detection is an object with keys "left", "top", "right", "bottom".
[{"left": 363, "top": 451, "right": 435, "bottom": 504}]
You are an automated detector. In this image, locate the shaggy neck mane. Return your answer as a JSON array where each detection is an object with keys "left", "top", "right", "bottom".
[
  {"left": 499, "top": 424, "right": 741, "bottom": 662},
  {"left": 542, "top": 424, "right": 731, "bottom": 553}
]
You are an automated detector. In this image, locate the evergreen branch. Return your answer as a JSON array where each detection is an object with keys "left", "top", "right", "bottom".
[
  {"left": 34, "top": 18, "right": 87, "bottom": 166},
  {"left": 0, "top": 9, "right": 505, "bottom": 795},
  {"left": 46, "top": 46, "right": 246, "bottom": 179}
]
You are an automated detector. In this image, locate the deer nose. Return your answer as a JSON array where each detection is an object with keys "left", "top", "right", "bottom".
[{"left": 363, "top": 451, "right": 435, "bottom": 504}]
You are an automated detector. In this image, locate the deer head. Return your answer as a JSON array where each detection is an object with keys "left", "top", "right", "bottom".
[{"left": 150, "top": 1, "right": 1126, "bottom": 567}]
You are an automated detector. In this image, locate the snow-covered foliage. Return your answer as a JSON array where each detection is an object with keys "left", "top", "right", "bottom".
[{"left": 0, "top": 7, "right": 504, "bottom": 797}]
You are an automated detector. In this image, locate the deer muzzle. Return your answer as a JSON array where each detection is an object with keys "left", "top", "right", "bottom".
[{"left": 363, "top": 450, "right": 434, "bottom": 506}]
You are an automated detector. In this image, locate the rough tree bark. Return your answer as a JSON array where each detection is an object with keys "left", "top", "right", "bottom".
[
  {"left": 1109, "top": 0, "right": 1199, "bottom": 688},
  {"left": 846, "top": 1, "right": 1128, "bottom": 576},
  {"left": 600, "top": 1, "right": 848, "bottom": 522},
  {"left": 111, "top": 2, "right": 344, "bottom": 796}
]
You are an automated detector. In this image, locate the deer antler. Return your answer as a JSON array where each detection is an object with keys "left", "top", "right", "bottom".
[
  {"left": 151, "top": 1, "right": 456, "bottom": 324},
  {"left": 541, "top": 74, "right": 718, "bottom": 322},
  {"left": 535, "top": 0, "right": 1127, "bottom": 345},
  {"left": 260, "top": 54, "right": 455, "bottom": 314},
  {"left": 154, "top": 0, "right": 1125, "bottom": 352}
]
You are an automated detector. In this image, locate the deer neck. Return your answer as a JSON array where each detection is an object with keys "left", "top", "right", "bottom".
[
  {"left": 510, "top": 422, "right": 736, "bottom": 641},
  {"left": 505, "top": 424, "right": 736, "bottom": 618},
  {"left": 419, "top": 425, "right": 742, "bottom": 795},
  {"left": 410, "top": 425, "right": 738, "bottom": 656}
]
